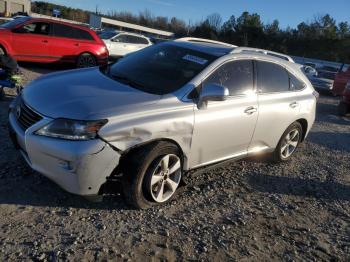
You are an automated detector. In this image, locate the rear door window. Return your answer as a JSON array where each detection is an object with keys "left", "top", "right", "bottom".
[
  {"left": 204, "top": 60, "right": 254, "bottom": 96},
  {"left": 257, "top": 61, "right": 290, "bottom": 93},
  {"left": 127, "top": 35, "right": 143, "bottom": 44},
  {"left": 134, "top": 36, "right": 149, "bottom": 45}
]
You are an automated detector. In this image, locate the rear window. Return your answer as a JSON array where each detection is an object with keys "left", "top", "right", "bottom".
[
  {"left": 257, "top": 61, "right": 290, "bottom": 93},
  {"left": 52, "top": 23, "right": 94, "bottom": 41}
]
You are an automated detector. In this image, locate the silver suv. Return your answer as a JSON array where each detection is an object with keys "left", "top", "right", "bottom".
[{"left": 8, "top": 38, "right": 317, "bottom": 209}]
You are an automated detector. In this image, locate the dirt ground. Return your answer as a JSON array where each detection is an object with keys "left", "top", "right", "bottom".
[{"left": 0, "top": 63, "right": 349, "bottom": 261}]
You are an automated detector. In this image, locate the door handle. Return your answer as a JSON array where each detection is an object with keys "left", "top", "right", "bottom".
[
  {"left": 42, "top": 40, "right": 48, "bottom": 43},
  {"left": 289, "top": 102, "right": 299, "bottom": 108},
  {"left": 244, "top": 106, "right": 258, "bottom": 115},
  {"left": 74, "top": 43, "right": 80, "bottom": 46}
]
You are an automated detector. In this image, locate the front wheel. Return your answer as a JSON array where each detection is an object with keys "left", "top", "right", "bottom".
[
  {"left": 122, "top": 142, "right": 182, "bottom": 209},
  {"left": 273, "top": 122, "right": 302, "bottom": 162},
  {"left": 76, "top": 53, "right": 97, "bottom": 68}
]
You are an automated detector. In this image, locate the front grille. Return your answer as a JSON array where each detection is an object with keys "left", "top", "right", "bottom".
[{"left": 16, "top": 100, "right": 43, "bottom": 130}]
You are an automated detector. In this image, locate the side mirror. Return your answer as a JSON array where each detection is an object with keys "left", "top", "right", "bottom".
[{"left": 198, "top": 83, "right": 229, "bottom": 109}]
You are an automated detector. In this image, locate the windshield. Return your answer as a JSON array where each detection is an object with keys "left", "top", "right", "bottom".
[
  {"left": 99, "top": 31, "right": 118, "bottom": 40},
  {"left": 318, "top": 71, "right": 336, "bottom": 80},
  {"left": 104, "top": 43, "right": 217, "bottom": 95},
  {"left": 0, "top": 17, "right": 30, "bottom": 29}
]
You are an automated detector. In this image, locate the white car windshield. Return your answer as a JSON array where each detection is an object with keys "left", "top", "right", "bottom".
[
  {"left": 99, "top": 31, "right": 118, "bottom": 40},
  {"left": 104, "top": 43, "right": 218, "bottom": 95}
]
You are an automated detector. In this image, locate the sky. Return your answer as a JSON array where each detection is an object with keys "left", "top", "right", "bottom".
[{"left": 43, "top": 0, "right": 350, "bottom": 29}]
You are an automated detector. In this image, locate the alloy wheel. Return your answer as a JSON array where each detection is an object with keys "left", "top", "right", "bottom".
[
  {"left": 149, "top": 154, "right": 181, "bottom": 203},
  {"left": 77, "top": 54, "right": 96, "bottom": 68},
  {"left": 280, "top": 129, "right": 300, "bottom": 159}
]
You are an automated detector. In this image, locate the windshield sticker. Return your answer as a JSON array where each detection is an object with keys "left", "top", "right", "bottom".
[{"left": 182, "top": 55, "right": 208, "bottom": 65}]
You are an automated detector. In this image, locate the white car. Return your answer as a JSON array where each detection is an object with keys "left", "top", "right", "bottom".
[
  {"left": 99, "top": 31, "right": 152, "bottom": 58},
  {"left": 9, "top": 38, "right": 317, "bottom": 209}
]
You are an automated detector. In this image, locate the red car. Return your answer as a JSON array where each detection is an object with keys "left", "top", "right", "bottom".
[
  {"left": 0, "top": 17, "right": 108, "bottom": 67},
  {"left": 333, "top": 64, "right": 350, "bottom": 96},
  {"left": 338, "top": 81, "right": 350, "bottom": 116}
]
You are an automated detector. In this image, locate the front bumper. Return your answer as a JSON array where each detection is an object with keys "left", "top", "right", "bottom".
[{"left": 8, "top": 101, "right": 120, "bottom": 196}]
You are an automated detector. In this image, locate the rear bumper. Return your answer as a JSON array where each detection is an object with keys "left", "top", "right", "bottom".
[
  {"left": 8, "top": 101, "right": 120, "bottom": 196},
  {"left": 97, "top": 56, "right": 109, "bottom": 66}
]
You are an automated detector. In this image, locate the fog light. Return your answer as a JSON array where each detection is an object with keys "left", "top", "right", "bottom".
[{"left": 58, "top": 160, "right": 73, "bottom": 171}]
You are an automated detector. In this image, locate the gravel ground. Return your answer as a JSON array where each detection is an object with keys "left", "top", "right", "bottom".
[{"left": 0, "top": 64, "right": 349, "bottom": 261}]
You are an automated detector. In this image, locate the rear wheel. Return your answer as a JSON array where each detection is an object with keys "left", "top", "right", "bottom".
[
  {"left": 76, "top": 53, "right": 97, "bottom": 68},
  {"left": 122, "top": 142, "right": 182, "bottom": 209},
  {"left": 338, "top": 101, "right": 349, "bottom": 116},
  {"left": 273, "top": 122, "right": 302, "bottom": 162}
]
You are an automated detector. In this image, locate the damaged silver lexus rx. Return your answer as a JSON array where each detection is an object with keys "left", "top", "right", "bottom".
[{"left": 8, "top": 38, "right": 317, "bottom": 209}]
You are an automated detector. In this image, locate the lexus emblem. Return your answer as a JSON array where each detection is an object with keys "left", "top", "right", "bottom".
[{"left": 16, "top": 105, "right": 21, "bottom": 118}]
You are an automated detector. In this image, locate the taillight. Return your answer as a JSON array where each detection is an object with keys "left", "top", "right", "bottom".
[{"left": 313, "top": 90, "right": 320, "bottom": 100}]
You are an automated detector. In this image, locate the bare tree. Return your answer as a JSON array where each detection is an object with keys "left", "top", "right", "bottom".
[{"left": 206, "top": 13, "right": 222, "bottom": 31}]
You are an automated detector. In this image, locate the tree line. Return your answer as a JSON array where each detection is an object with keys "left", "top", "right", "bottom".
[{"left": 32, "top": 1, "right": 350, "bottom": 63}]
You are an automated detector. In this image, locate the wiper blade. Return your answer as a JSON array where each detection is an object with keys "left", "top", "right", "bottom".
[{"left": 111, "top": 74, "right": 144, "bottom": 89}]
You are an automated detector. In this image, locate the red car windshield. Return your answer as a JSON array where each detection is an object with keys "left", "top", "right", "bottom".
[{"left": 0, "top": 17, "right": 31, "bottom": 29}]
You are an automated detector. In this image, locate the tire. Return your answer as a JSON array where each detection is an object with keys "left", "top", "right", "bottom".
[
  {"left": 272, "top": 122, "right": 303, "bottom": 163},
  {"left": 0, "top": 87, "right": 4, "bottom": 100},
  {"left": 338, "top": 102, "right": 349, "bottom": 116},
  {"left": 0, "top": 47, "right": 5, "bottom": 55},
  {"left": 76, "top": 53, "right": 97, "bottom": 68},
  {"left": 122, "top": 141, "right": 183, "bottom": 209}
]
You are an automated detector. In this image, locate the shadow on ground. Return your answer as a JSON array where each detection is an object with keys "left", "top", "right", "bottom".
[
  {"left": 308, "top": 131, "right": 350, "bottom": 153},
  {"left": 248, "top": 173, "right": 350, "bottom": 201}
]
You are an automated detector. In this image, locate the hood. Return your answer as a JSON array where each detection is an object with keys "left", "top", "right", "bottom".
[{"left": 22, "top": 67, "right": 161, "bottom": 120}]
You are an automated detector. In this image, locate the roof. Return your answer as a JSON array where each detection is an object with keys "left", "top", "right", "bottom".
[
  {"left": 31, "top": 12, "right": 83, "bottom": 25},
  {"left": 231, "top": 47, "right": 294, "bottom": 62},
  {"left": 172, "top": 38, "right": 235, "bottom": 56},
  {"left": 94, "top": 15, "right": 174, "bottom": 37}
]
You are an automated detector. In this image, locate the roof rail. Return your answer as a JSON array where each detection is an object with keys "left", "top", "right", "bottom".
[
  {"left": 231, "top": 47, "right": 295, "bottom": 63},
  {"left": 176, "top": 37, "right": 237, "bottom": 48}
]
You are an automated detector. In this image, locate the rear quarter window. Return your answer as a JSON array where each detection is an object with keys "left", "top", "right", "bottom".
[
  {"left": 52, "top": 23, "right": 94, "bottom": 41},
  {"left": 289, "top": 73, "right": 305, "bottom": 91}
]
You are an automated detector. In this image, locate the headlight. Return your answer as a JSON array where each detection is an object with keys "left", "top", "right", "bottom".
[{"left": 35, "top": 119, "right": 107, "bottom": 140}]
